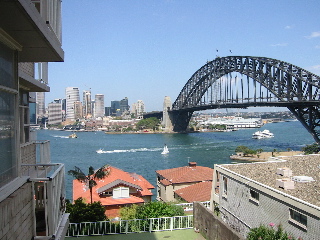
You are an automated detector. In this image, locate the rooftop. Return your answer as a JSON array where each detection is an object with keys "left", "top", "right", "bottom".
[
  {"left": 220, "top": 155, "right": 320, "bottom": 206},
  {"left": 73, "top": 166, "right": 154, "bottom": 205},
  {"left": 175, "top": 181, "right": 213, "bottom": 202},
  {"left": 156, "top": 162, "right": 213, "bottom": 185}
]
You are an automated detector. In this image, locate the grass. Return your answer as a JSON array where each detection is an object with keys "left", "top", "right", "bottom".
[{"left": 70, "top": 229, "right": 205, "bottom": 240}]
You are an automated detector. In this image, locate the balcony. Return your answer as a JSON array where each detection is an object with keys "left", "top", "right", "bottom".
[
  {"left": 21, "top": 140, "right": 51, "bottom": 166},
  {"left": 22, "top": 163, "right": 69, "bottom": 239}
]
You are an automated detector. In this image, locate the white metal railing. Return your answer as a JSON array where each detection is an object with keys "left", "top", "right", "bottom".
[
  {"left": 176, "top": 201, "right": 211, "bottom": 212},
  {"left": 22, "top": 163, "right": 66, "bottom": 238},
  {"left": 66, "top": 215, "right": 194, "bottom": 237},
  {"left": 35, "top": 140, "right": 51, "bottom": 164}
]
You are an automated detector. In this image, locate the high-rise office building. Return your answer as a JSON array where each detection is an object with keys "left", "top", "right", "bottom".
[
  {"left": 36, "top": 92, "right": 46, "bottom": 120},
  {"left": 83, "top": 89, "right": 91, "bottom": 118},
  {"left": 120, "top": 97, "right": 129, "bottom": 114},
  {"left": 65, "top": 87, "right": 80, "bottom": 121},
  {"left": 111, "top": 100, "right": 121, "bottom": 116},
  {"left": 94, "top": 94, "right": 105, "bottom": 118}
]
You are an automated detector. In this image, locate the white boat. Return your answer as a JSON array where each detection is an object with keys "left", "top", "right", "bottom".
[
  {"left": 69, "top": 133, "right": 77, "bottom": 138},
  {"left": 161, "top": 144, "right": 169, "bottom": 155},
  {"left": 96, "top": 149, "right": 105, "bottom": 154},
  {"left": 252, "top": 129, "right": 274, "bottom": 139}
]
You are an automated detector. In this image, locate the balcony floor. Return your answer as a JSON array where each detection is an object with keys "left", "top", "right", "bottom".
[{"left": 69, "top": 229, "right": 205, "bottom": 240}]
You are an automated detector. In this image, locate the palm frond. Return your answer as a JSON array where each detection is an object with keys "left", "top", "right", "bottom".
[{"left": 68, "top": 166, "right": 87, "bottom": 182}]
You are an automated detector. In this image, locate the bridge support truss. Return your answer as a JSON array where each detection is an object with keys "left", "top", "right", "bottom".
[{"left": 170, "top": 56, "right": 320, "bottom": 143}]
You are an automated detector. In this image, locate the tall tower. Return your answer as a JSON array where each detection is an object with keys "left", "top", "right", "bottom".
[
  {"left": 65, "top": 87, "right": 80, "bottom": 121},
  {"left": 120, "top": 97, "right": 129, "bottom": 115},
  {"left": 36, "top": 92, "right": 46, "bottom": 119},
  {"left": 83, "top": 90, "right": 91, "bottom": 118},
  {"left": 94, "top": 94, "right": 105, "bottom": 118},
  {"left": 132, "top": 100, "right": 145, "bottom": 119},
  {"left": 162, "top": 96, "right": 173, "bottom": 132}
]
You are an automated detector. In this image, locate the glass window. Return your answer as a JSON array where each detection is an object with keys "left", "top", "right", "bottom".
[
  {"left": 0, "top": 39, "right": 18, "bottom": 188},
  {"left": 223, "top": 176, "right": 228, "bottom": 196},
  {"left": 0, "top": 90, "right": 17, "bottom": 187},
  {"left": 290, "top": 209, "right": 307, "bottom": 227},
  {"left": 249, "top": 189, "right": 259, "bottom": 204}
]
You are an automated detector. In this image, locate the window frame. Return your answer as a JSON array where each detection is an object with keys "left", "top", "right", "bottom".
[
  {"left": 249, "top": 189, "right": 260, "bottom": 205},
  {"left": 289, "top": 208, "right": 307, "bottom": 230}
]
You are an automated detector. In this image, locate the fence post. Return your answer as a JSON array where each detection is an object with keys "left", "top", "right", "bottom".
[
  {"left": 170, "top": 217, "right": 174, "bottom": 231},
  {"left": 149, "top": 219, "right": 152, "bottom": 232}
]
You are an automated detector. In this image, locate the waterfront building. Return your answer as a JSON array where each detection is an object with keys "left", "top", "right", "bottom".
[
  {"left": 72, "top": 166, "right": 154, "bottom": 219},
  {"left": 156, "top": 162, "right": 213, "bottom": 202},
  {"left": 94, "top": 94, "right": 105, "bottom": 118},
  {"left": 132, "top": 100, "right": 145, "bottom": 119},
  {"left": 202, "top": 116, "right": 262, "bottom": 129},
  {"left": 83, "top": 89, "right": 92, "bottom": 119},
  {"left": 48, "top": 101, "right": 62, "bottom": 125},
  {"left": 73, "top": 100, "right": 83, "bottom": 120},
  {"left": 65, "top": 87, "right": 80, "bottom": 121},
  {"left": 211, "top": 155, "right": 320, "bottom": 239},
  {"left": 0, "top": 1, "right": 69, "bottom": 239}
]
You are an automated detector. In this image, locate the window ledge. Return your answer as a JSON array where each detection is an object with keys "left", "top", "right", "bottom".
[
  {"left": 0, "top": 176, "right": 29, "bottom": 202},
  {"left": 249, "top": 198, "right": 259, "bottom": 206},
  {"left": 288, "top": 219, "right": 307, "bottom": 231}
]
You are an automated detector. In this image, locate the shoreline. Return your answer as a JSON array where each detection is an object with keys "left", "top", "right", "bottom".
[{"left": 230, "top": 151, "right": 303, "bottom": 162}]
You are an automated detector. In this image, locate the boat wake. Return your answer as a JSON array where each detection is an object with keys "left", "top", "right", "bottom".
[
  {"left": 96, "top": 147, "right": 162, "bottom": 154},
  {"left": 52, "top": 135, "right": 69, "bottom": 139}
]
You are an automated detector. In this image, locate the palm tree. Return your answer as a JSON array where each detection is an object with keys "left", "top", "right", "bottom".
[{"left": 68, "top": 165, "right": 110, "bottom": 204}]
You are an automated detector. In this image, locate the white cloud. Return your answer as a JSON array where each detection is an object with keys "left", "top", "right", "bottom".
[
  {"left": 285, "top": 25, "right": 294, "bottom": 29},
  {"left": 271, "top": 43, "right": 288, "bottom": 47},
  {"left": 305, "top": 31, "right": 320, "bottom": 39}
]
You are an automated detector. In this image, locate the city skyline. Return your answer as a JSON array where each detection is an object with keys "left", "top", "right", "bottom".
[{"left": 47, "top": 1, "right": 320, "bottom": 112}]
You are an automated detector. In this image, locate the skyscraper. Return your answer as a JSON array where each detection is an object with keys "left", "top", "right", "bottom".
[
  {"left": 48, "top": 101, "right": 62, "bottom": 125},
  {"left": 120, "top": 97, "right": 129, "bottom": 114},
  {"left": 94, "top": 94, "right": 105, "bottom": 118},
  {"left": 83, "top": 89, "right": 91, "bottom": 118},
  {"left": 36, "top": 92, "right": 45, "bottom": 120},
  {"left": 132, "top": 100, "right": 145, "bottom": 118},
  {"left": 65, "top": 87, "right": 80, "bottom": 121},
  {"left": 111, "top": 100, "right": 120, "bottom": 116}
]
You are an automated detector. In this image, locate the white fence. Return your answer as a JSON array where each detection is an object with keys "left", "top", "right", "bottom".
[
  {"left": 176, "top": 201, "right": 210, "bottom": 212},
  {"left": 66, "top": 215, "right": 194, "bottom": 237}
]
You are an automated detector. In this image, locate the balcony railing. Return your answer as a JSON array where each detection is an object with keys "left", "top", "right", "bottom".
[
  {"left": 22, "top": 163, "right": 68, "bottom": 239},
  {"left": 175, "top": 201, "right": 211, "bottom": 212},
  {"left": 21, "top": 140, "right": 51, "bottom": 166}
]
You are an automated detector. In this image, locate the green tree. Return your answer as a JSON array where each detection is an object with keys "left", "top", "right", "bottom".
[
  {"left": 68, "top": 165, "right": 110, "bottom": 204},
  {"left": 136, "top": 202, "right": 184, "bottom": 219},
  {"left": 66, "top": 197, "right": 107, "bottom": 223},
  {"left": 136, "top": 117, "right": 160, "bottom": 131},
  {"left": 119, "top": 204, "right": 139, "bottom": 220},
  {"left": 302, "top": 143, "right": 319, "bottom": 154}
]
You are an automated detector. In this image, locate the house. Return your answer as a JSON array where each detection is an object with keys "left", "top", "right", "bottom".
[
  {"left": 175, "top": 181, "right": 212, "bottom": 203},
  {"left": 156, "top": 162, "right": 213, "bottom": 202},
  {"left": 0, "top": 1, "right": 68, "bottom": 240},
  {"left": 210, "top": 155, "right": 320, "bottom": 239},
  {"left": 72, "top": 166, "right": 154, "bottom": 219}
]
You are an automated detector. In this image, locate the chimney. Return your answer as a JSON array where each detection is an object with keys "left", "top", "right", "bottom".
[{"left": 189, "top": 162, "right": 197, "bottom": 167}]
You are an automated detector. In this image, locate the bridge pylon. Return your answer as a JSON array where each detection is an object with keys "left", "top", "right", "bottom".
[{"left": 162, "top": 96, "right": 173, "bottom": 132}]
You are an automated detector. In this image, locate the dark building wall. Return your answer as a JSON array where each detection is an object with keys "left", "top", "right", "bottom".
[{"left": 193, "top": 202, "right": 244, "bottom": 240}]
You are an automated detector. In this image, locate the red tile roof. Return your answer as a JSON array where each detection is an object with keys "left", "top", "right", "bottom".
[
  {"left": 73, "top": 166, "right": 154, "bottom": 206},
  {"left": 174, "top": 181, "right": 213, "bottom": 202},
  {"left": 156, "top": 163, "right": 213, "bottom": 185}
]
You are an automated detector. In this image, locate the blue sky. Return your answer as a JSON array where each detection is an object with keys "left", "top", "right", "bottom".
[{"left": 48, "top": 0, "right": 320, "bottom": 112}]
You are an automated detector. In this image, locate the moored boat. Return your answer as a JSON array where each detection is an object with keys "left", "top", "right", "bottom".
[{"left": 252, "top": 129, "right": 274, "bottom": 139}]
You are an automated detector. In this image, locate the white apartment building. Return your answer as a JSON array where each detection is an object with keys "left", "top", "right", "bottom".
[
  {"left": 65, "top": 87, "right": 80, "bottom": 121},
  {"left": 132, "top": 100, "right": 145, "bottom": 118},
  {"left": 0, "top": 1, "right": 69, "bottom": 239},
  {"left": 210, "top": 155, "right": 320, "bottom": 239},
  {"left": 94, "top": 94, "right": 105, "bottom": 118},
  {"left": 48, "top": 102, "right": 62, "bottom": 125}
]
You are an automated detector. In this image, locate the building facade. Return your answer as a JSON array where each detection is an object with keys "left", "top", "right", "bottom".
[
  {"left": 65, "top": 87, "right": 80, "bottom": 121},
  {"left": 210, "top": 155, "right": 320, "bottom": 239},
  {"left": 83, "top": 89, "right": 92, "bottom": 119},
  {"left": 132, "top": 100, "right": 145, "bottom": 119},
  {"left": 94, "top": 94, "right": 105, "bottom": 118},
  {"left": 48, "top": 101, "right": 62, "bottom": 125},
  {"left": 0, "top": 1, "right": 69, "bottom": 239}
]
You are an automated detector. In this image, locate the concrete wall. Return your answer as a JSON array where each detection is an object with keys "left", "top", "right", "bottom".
[
  {"left": 193, "top": 202, "right": 244, "bottom": 240},
  {"left": 0, "top": 183, "right": 34, "bottom": 240}
]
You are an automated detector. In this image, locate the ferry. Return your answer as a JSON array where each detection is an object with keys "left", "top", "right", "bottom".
[{"left": 252, "top": 130, "right": 274, "bottom": 139}]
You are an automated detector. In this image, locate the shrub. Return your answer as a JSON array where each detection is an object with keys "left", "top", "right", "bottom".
[{"left": 247, "top": 224, "right": 301, "bottom": 240}]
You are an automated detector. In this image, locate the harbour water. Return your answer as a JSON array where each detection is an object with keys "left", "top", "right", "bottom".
[{"left": 37, "top": 120, "right": 315, "bottom": 200}]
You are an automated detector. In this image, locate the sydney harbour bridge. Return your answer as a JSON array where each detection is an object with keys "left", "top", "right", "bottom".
[{"left": 144, "top": 56, "right": 320, "bottom": 143}]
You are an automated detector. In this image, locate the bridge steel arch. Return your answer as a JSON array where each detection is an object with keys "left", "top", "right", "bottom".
[{"left": 171, "top": 56, "right": 320, "bottom": 143}]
